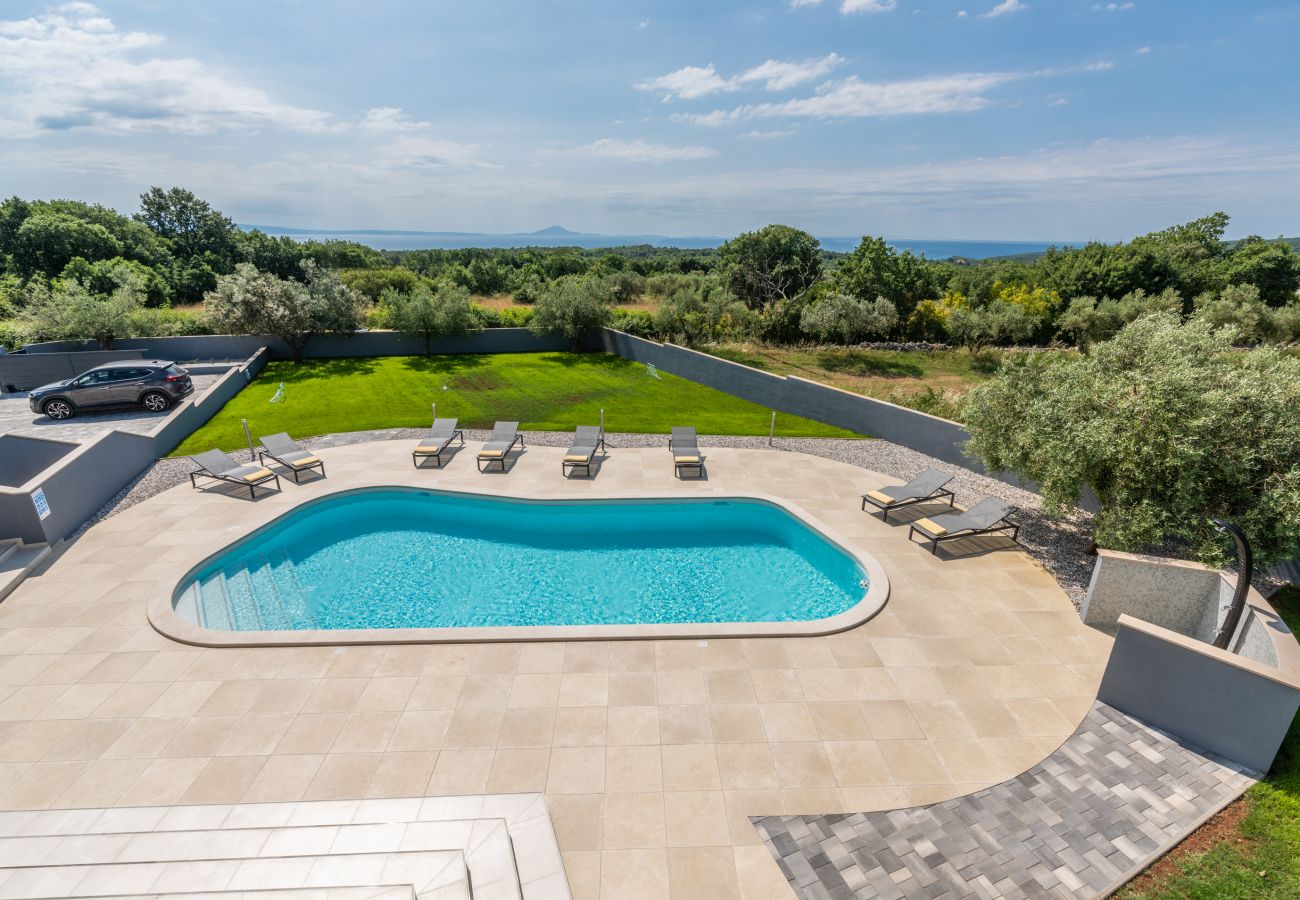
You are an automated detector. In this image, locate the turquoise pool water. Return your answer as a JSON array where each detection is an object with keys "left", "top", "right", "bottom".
[{"left": 173, "top": 489, "right": 867, "bottom": 631}]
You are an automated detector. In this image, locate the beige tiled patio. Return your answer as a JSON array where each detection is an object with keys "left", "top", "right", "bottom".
[{"left": 0, "top": 439, "right": 1112, "bottom": 899}]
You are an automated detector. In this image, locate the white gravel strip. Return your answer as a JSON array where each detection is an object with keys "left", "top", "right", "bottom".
[{"left": 80, "top": 429, "right": 1098, "bottom": 607}]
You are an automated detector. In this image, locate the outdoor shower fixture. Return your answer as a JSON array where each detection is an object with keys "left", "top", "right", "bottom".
[{"left": 1210, "top": 518, "right": 1253, "bottom": 651}]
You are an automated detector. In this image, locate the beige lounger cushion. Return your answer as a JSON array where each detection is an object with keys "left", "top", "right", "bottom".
[
  {"left": 243, "top": 468, "right": 275, "bottom": 482},
  {"left": 675, "top": 455, "right": 700, "bottom": 464},
  {"left": 564, "top": 454, "right": 590, "bottom": 463},
  {"left": 290, "top": 455, "right": 320, "bottom": 467},
  {"left": 413, "top": 445, "right": 443, "bottom": 455},
  {"left": 480, "top": 449, "right": 505, "bottom": 458},
  {"left": 914, "top": 517, "right": 947, "bottom": 536},
  {"left": 864, "top": 489, "right": 894, "bottom": 504}
]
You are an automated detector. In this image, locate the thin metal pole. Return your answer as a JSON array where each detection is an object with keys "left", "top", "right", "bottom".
[
  {"left": 242, "top": 418, "right": 255, "bottom": 460},
  {"left": 768, "top": 411, "right": 776, "bottom": 447},
  {"left": 432, "top": 402, "right": 436, "bottom": 422}
]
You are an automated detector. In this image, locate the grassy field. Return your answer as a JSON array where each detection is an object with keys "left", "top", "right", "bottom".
[
  {"left": 1120, "top": 584, "right": 1300, "bottom": 899},
  {"left": 174, "top": 351, "right": 856, "bottom": 455},
  {"left": 706, "top": 344, "right": 1008, "bottom": 421}
]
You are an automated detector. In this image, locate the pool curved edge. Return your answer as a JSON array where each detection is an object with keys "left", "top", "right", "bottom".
[{"left": 147, "top": 484, "right": 891, "bottom": 647}]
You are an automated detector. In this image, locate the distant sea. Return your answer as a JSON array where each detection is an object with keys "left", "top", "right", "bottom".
[{"left": 247, "top": 226, "right": 1064, "bottom": 260}]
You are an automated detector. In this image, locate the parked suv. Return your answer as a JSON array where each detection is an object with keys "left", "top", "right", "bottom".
[{"left": 28, "top": 360, "right": 194, "bottom": 420}]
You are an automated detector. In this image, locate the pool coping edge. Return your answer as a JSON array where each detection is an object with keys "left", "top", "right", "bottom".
[{"left": 147, "top": 482, "right": 891, "bottom": 647}]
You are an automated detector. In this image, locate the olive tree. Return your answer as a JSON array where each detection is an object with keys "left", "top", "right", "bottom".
[
  {"left": 528, "top": 276, "right": 611, "bottom": 351},
  {"left": 22, "top": 268, "right": 146, "bottom": 349},
  {"left": 945, "top": 300, "right": 1037, "bottom": 350},
  {"left": 799, "top": 292, "right": 898, "bottom": 344},
  {"left": 381, "top": 280, "right": 478, "bottom": 354},
  {"left": 204, "top": 261, "right": 366, "bottom": 363},
  {"left": 962, "top": 313, "right": 1300, "bottom": 565}
]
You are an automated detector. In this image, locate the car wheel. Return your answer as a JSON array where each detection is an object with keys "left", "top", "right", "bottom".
[
  {"left": 141, "top": 391, "right": 171, "bottom": 412},
  {"left": 43, "top": 399, "right": 74, "bottom": 420}
]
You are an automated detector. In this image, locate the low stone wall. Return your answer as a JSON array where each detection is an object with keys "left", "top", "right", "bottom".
[{"left": 0, "top": 349, "right": 271, "bottom": 545}]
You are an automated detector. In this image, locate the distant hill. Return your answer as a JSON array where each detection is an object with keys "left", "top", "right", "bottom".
[{"left": 240, "top": 224, "right": 1064, "bottom": 260}]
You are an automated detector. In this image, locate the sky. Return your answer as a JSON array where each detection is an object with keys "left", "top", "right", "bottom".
[{"left": 1, "top": 0, "right": 1298, "bottom": 241}]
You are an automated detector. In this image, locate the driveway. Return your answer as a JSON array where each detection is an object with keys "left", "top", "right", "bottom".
[{"left": 0, "top": 375, "right": 222, "bottom": 444}]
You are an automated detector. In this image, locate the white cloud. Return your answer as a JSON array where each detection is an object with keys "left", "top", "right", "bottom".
[
  {"left": 740, "top": 129, "right": 796, "bottom": 139},
  {"left": 840, "top": 0, "right": 898, "bottom": 12},
  {"left": 1136, "top": 45, "right": 1151, "bottom": 54},
  {"left": 788, "top": 0, "right": 823, "bottom": 8},
  {"left": 637, "top": 18, "right": 650, "bottom": 29},
  {"left": 737, "top": 54, "right": 844, "bottom": 91},
  {"left": 982, "top": 0, "right": 1027, "bottom": 18},
  {"left": 0, "top": 3, "right": 329, "bottom": 136},
  {"left": 685, "top": 71, "right": 1019, "bottom": 124},
  {"left": 634, "top": 64, "right": 736, "bottom": 100},
  {"left": 957, "top": 10, "right": 968, "bottom": 17},
  {"left": 1093, "top": 2, "right": 1135, "bottom": 10},
  {"left": 576, "top": 138, "right": 718, "bottom": 162},
  {"left": 636, "top": 54, "right": 844, "bottom": 100}
]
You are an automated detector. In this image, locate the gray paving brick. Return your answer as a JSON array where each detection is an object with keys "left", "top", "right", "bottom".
[{"left": 755, "top": 701, "right": 1258, "bottom": 899}]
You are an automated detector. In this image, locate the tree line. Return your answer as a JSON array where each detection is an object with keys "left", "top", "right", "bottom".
[{"left": 2, "top": 187, "right": 1296, "bottom": 355}]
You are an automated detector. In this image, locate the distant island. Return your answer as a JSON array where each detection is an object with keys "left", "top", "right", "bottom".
[{"left": 239, "top": 223, "right": 1067, "bottom": 260}]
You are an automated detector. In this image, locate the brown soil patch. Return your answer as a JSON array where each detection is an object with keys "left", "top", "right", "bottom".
[{"left": 1121, "top": 797, "right": 1251, "bottom": 894}]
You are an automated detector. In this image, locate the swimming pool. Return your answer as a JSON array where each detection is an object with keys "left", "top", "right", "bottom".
[{"left": 167, "top": 487, "right": 886, "bottom": 642}]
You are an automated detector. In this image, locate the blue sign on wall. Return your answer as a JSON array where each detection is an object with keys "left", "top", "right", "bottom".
[{"left": 31, "top": 487, "right": 51, "bottom": 521}]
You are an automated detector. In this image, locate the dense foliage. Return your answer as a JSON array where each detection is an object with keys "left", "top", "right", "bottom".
[
  {"left": 963, "top": 314, "right": 1300, "bottom": 566},
  {"left": 1, "top": 188, "right": 1296, "bottom": 354}
]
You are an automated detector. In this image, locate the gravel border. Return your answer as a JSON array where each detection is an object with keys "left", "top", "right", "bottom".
[{"left": 79, "top": 429, "right": 1097, "bottom": 607}]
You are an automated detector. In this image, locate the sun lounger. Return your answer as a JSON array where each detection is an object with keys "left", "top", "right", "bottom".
[
  {"left": 189, "top": 449, "right": 281, "bottom": 499},
  {"left": 257, "top": 432, "right": 325, "bottom": 483},
  {"left": 669, "top": 426, "right": 703, "bottom": 478},
  {"left": 861, "top": 469, "right": 955, "bottom": 522},
  {"left": 477, "top": 421, "right": 524, "bottom": 472},
  {"left": 562, "top": 425, "right": 605, "bottom": 477},
  {"left": 908, "top": 498, "right": 1019, "bottom": 554},
  {"left": 411, "top": 418, "right": 464, "bottom": 468}
]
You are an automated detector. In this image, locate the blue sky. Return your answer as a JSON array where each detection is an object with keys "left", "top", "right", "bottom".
[{"left": 1, "top": 1, "right": 1298, "bottom": 240}]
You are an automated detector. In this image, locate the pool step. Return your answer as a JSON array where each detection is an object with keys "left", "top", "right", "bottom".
[
  {"left": 270, "top": 549, "right": 318, "bottom": 628},
  {"left": 179, "top": 553, "right": 316, "bottom": 633},
  {"left": 222, "top": 568, "right": 263, "bottom": 631},
  {"left": 0, "top": 793, "right": 568, "bottom": 899}
]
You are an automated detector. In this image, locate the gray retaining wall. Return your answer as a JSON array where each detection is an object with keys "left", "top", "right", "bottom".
[
  {"left": 0, "top": 349, "right": 149, "bottom": 393},
  {"left": 598, "top": 329, "right": 999, "bottom": 478},
  {"left": 0, "top": 349, "right": 271, "bottom": 545},
  {"left": 1099, "top": 617, "right": 1300, "bottom": 773},
  {"left": 22, "top": 328, "right": 574, "bottom": 362},
  {"left": 0, "top": 436, "right": 77, "bottom": 489}
]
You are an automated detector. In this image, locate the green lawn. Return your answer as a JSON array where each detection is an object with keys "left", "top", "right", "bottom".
[
  {"left": 175, "top": 351, "right": 856, "bottom": 455},
  {"left": 1120, "top": 584, "right": 1300, "bottom": 899}
]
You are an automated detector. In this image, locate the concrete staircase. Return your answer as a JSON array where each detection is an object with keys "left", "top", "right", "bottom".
[
  {"left": 0, "top": 539, "right": 51, "bottom": 603},
  {"left": 0, "top": 794, "right": 570, "bottom": 900}
]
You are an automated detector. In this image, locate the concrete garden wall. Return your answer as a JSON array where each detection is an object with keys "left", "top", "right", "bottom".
[
  {"left": 0, "top": 349, "right": 148, "bottom": 393},
  {"left": 1086, "top": 549, "right": 1300, "bottom": 772},
  {"left": 22, "top": 328, "right": 574, "bottom": 362},
  {"left": 596, "top": 329, "right": 1000, "bottom": 478}
]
